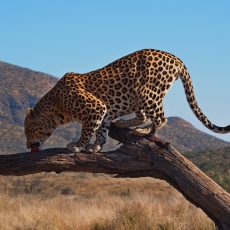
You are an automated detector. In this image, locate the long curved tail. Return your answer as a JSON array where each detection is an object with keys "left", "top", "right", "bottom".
[{"left": 179, "top": 63, "right": 230, "bottom": 134}]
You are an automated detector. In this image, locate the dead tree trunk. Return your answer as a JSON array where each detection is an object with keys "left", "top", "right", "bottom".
[{"left": 0, "top": 124, "right": 229, "bottom": 229}]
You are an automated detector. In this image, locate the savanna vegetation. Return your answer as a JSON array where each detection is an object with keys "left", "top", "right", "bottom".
[{"left": 0, "top": 172, "right": 215, "bottom": 230}]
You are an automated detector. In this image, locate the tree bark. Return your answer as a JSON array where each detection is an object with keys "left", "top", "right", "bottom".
[{"left": 0, "top": 124, "right": 230, "bottom": 229}]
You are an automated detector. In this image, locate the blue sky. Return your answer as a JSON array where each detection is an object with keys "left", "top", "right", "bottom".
[{"left": 1, "top": 0, "right": 230, "bottom": 141}]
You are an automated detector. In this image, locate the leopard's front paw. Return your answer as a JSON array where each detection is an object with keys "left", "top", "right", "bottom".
[
  {"left": 85, "top": 144, "right": 102, "bottom": 153},
  {"left": 66, "top": 142, "right": 84, "bottom": 153}
]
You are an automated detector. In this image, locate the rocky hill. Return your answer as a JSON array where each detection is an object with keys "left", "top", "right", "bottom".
[
  {"left": 0, "top": 61, "right": 57, "bottom": 126},
  {"left": 0, "top": 60, "right": 229, "bottom": 154}
]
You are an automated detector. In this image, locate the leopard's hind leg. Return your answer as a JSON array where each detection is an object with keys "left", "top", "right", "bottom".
[
  {"left": 133, "top": 100, "right": 167, "bottom": 136},
  {"left": 141, "top": 100, "right": 168, "bottom": 134}
]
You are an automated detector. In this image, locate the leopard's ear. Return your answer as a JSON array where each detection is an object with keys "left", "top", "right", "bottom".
[{"left": 26, "top": 108, "right": 35, "bottom": 117}]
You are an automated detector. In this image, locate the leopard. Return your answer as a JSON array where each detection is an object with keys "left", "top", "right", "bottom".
[{"left": 24, "top": 49, "right": 230, "bottom": 153}]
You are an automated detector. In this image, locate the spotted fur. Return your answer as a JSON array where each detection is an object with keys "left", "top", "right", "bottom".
[{"left": 24, "top": 49, "right": 230, "bottom": 152}]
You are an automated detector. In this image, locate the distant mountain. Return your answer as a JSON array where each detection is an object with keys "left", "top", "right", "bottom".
[
  {"left": 157, "top": 117, "right": 230, "bottom": 152},
  {"left": 0, "top": 61, "right": 57, "bottom": 126},
  {"left": 0, "top": 60, "right": 229, "bottom": 154},
  {"left": 0, "top": 121, "right": 25, "bottom": 154}
]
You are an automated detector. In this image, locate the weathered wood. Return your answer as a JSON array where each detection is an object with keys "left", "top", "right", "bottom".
[{"left": 0, "top": 124, "right": 229, "bottom": 229}]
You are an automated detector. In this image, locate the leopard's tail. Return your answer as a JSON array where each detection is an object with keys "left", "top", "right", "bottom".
[{"left": 179, "top": 63, "right": 230, "bottom": 134}]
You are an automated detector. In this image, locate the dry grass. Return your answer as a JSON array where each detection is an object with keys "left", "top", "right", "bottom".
[{"left": 0, "top": 173, "right": 215, "bottom": 230}]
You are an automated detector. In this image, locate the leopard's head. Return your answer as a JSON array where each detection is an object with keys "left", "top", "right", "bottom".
[{"left": 24, "top": 108, "right": 53, "bottom": 151}]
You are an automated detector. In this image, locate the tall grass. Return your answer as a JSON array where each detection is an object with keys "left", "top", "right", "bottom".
[{"left": 0, "top": 173, "right": 215, "bottom": 230}]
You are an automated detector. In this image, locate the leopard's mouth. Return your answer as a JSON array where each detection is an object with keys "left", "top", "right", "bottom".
[{"left": 30, "top": 142, "right": 41, "bottom": 152}]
